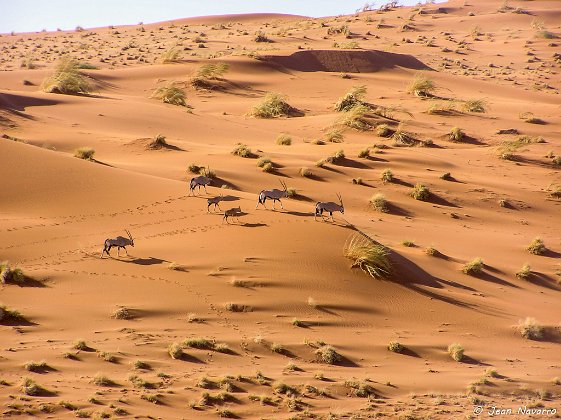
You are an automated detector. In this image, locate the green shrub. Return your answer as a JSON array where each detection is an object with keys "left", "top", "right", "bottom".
[{"left": 344, "top": 233, "right": 392, "bottom": 278}]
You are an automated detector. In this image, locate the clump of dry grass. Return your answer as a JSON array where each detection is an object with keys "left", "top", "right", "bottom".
[
  {"left": 338, "top": 104, "right": 371, "bottom": 131},
  {"left": 358, "top": 148, "right": 370, "bottom": 158},
  {"left": 517, "top": 317, "right": 544, "bottom": 340},
  {"left": 190, "top": 62, "right": 229, "bottom": 89},
  {"left": 299, "top": 167, "right": 312, "bottom": 178},
  {"left": 376, "top": 124, "right": 392, "bottom": 137},
  {"left": 408, "top": 73, "right": 435, "bottom": 97},
  {"left": 370, "top": 193, "right": 388, "bottom": 213},
  {"left": 168, "top": 342, "right": 183, "bottom": 359},
  {"left": 42, "top": 56, "right": 92, "bottom": 95},
  {"left": 410, "top": 183, "right": 430, "bottom": 201},
  {"left": 323, "top": 127, "right": 344, "bottom": 143},
  {"left": 24, "top": 361, "right": 49, "bottom": 372},
  {"left": 526, "top": 237, "right": 546, "bottom": 255},
  {"left": 92, "top": 373, "right": 115, "bottom": 387},
  {"left": 224, "top": 303, "right": 252, "bottom": 312},
  {"left": 314, "top": 345, "right": 342, "bottom": 365},
  {"left": 276, "top": 133, "right": 292, "bottom": 146},
  {"left": 388, "top": 341, "right": 404, "bottom": 353},
  {"left": 74, "top": 147, "right": 95, "bottom": 160},
  {"left": 231, "top": 143, "right": 253, "bottom": 158},
  {"left": 151, "top": 83, "right": 188, "bottom": 107},
  {"left": 380, "top": 168, "right": 393, "bottom": 183},
  {"left": 334, "top": 85, "right": 368, "bottom": 112},
  {"left": 249, "top": 92, "right": 293, "bottom": 118},
  {"left": 462, "top": 258, "right": 484, "bottom": 275},
  {"left": 344, "top": 233, "right": 392, "bottom": 278},
  {"left": 448, "top": 127, "right": 465, "bottom": 142},
  {"left": 463, "top": 98, "right": 487, "bottom": 113},
  {"left": 0, "top": 262, "right": 26, "bottom": 284},
  {"left": 0, "top": 305, "right": 27, "bottom": 323},
  {"left": 21, "top": 378, "right": 49, "bottom": 396},
  {"left": 447, "top": 343, "right": 464, "bottom": 362},
  {"left": 160, "top": 47, "right": 181, "bottom": 63},
  {"left": 516, "top": 264, "right": 531, "bottom": 279},
  {"left": 425, "top": 246, "right": 438, "bottom": 256}
]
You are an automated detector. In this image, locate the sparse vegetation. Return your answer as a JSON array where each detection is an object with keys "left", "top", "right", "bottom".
[
  {"left": 249, "top": 92, "right": 293, "bottom": 118},
  {"left": 381, "top": 169, "right": 393, "bottom": 183},
  {"left": 168, "top": 342, "right": 183, "bottom": 359},
  {"left": 388, "top": 341, "right": 404, "bottom": 353},
  {"left": 21, "top": 378, "right": 48, "bottom": 396},
  {"left": 299, "top": 167, "right": 312, "bottom": 178},
  {"left": 526, "top": 237, "right": 546, "bottom": 255},
  {"left": 314, "top": 345, "right": 342, "bottom": 365},
  {"left": 190, "top": 63, "right": 229, "bottom": 89},
  {"left": 74, "top": 147, "right": 95, "bottom": 160},
  {"left": 24, "top": 361, "right": 48, "bottom": 372},
  {"left": 448, "top": 127, "right": 465, "bottom": 142},
  {"left": 112, "top": 307, "right": 134, "bottom": 320},
  {"left": 231, "top": 143, "right": 253, "bottom": 158},
  {"left": 376, "top": 124, "right": 392, "bottom": 137},
  {"left": 344, "top": 233, "right": 392, "bottom": 278},
  {"left": 425, "top": 246, "right": 438, "bottom": 256},
  {"left": 358, "top": 148, "right": 370, "bottom": 158},
  {"left": 463, "top": 98, "right": 487, "bottom": 113},
  {"left": 92, "top": 373, "right": 114, "bottom": 387},
  {"left": 276, "top": 133, "right": 292, "bottom": 146},
  {"left": 323, "top": 127, "right": 344, "bottom": 143},
  {"left": 334, "top": 85, "right": 368, "bottom": 112},
  {"left": 517, "top": 317, "right": 544, "bottom": 340},
  {"left": 160, "top": 47, "right": 181, "bottom": 63},
  {"left": 338, "top": 104, "right": 371, "bottom": 131},
  {"left": 42, "top": 56, "right": 92, "bottom": 95},
  {"left": 402, "top": 240, "right": 415, "bottom": 247},
  {"left": 410, "top": 183, "right": 430, "bottom": 201},
  {"left": 370, "top": 193, "right": 389, "bottom": 213},
  {"left": 408, "top": 73, "right": 435, "bottom": 97},
  {"left": 151, "top": 84, "right": 188, "bottom": 107},
  {"left": 224, "top": 303, "right": 252, "bottom": 312},
  {"left": 448, "top": 343, "right": 464, "bottom": 362},
  {"left": 516, "top": 264, "right": 531, "bottom": 279},
  {"left": 462, "top": 257, "right": 484, "bottom": 275},
  {"left": 0, "top": 262, "right": 26, "bottom": 284}
]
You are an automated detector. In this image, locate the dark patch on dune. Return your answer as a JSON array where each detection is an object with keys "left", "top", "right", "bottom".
[{"left": 263, "top": 50, "right": 432, "bottom": 73}]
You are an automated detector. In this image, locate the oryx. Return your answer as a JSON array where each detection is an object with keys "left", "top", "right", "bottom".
[
  {"left": 207, "top": 193, "right": 224, "bottom": 212},
  {"left": 223, "top": 206, "right": 242, "bottom": 224},
  {"left": 315, "top": 193, "right": 344, "bottom": 221},
  {"left": 101, "top": 229, "right": 134, "bottom": 258},
  {"left": 256, "top": 179, "right": 289, "bottom": 210},
  {"left": 189, "top": 175, "right": 212, "bottom": 195}
]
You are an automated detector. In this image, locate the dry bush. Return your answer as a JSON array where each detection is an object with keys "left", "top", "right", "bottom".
[
  {"left": 516, "top": 264, "right": 531, "bottom": 279},
  {"left": 448, "top": 343, "right": 464, "bottom": 362},
  {"left": 463, "top": 98, "right": 487, "bottom": 113},
  {"left": 526, "top": 237, "right": 546, "bottom": 255},
  {"left": 314, "top": 345, "right": 342, "bottom": 365},
  {"left": 408, "top": 73, "right": 435, "bottom": 97},
  {"left": 323, "top": 127, "right": 344, "bottom": 143},
  {"left": 276, "top": 133, "right": 292, "bottom": 146},
  {"left": 388, "top": 341, "right": 404, "bottom": 353},
  {"left": 462, "top": 257, "right": 484, "bottom": 275},
  {"left": 231, "top": 143, "right": 253, "bottom": 158},
  {"left": 376, "top": 124, "right": 392, "bottom": 137},
  {"left": 517, "top": 317, "right": 544, "bottom": 340},
  {"left": 344, "top": 233, "right": 392, "bottom": 278},
  {"left": 410, "top": 183, "right": 430, "bottom": 201},
  {"left": 249, "top": 93, "right": 293, "bottom": 118},
  {"left": 160, "top": 47, "right": 181, "bottom": 63},
  {"left": 381, "top": 168, "right": 393, "bottom": 183},
  {"left": 448, "top": 127, "right": 465, "bottom": 142},
  {"left": 74, "top": 147, "right": 95, "bottom": 160},
  {"left": 151, "top": 84, "right": 187, "bottom": 107},
  {"left": 42, "top": 56, "right": 91, "bottom": 95},
  {"left": 334, "top": 85, "right": 367, "bottom": 112},
  {"left": 338, "top": 104, "right": 371, "bottom": 131},
  {"left": 0, "top": 262, "right": 26, "bottom": 284},
  {"left": 370, "top": 193, "right": 388, "bottom": 213}
]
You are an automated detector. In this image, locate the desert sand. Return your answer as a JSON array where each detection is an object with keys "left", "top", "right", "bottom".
[{"left": 1, "top": 1, "right": 560, "bottom": 418}]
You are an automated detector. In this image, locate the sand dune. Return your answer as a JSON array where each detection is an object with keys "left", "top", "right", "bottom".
[{"left": 1, "top": 0, "right": 560, "bottom": 418}]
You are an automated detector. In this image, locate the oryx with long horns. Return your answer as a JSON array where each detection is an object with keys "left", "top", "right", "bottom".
[
  {"left": 189, "top": 167, "right": 213, "bottom": 196},
  {"left": 315, "top": 193, "right": 344, "bottom": 221},
  {"left": 101, "top": 229, "right": 135, "bottom": 258},
  {"left": 207, "top": 193, "right": 224, "bottom": 212},
  {"left": 256, "top": 179, "right": 289, "bottom": 210}
]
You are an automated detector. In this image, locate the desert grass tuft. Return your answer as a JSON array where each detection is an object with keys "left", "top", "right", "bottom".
[
  {"left": 276, "top": 133, "right": 292, "bottom": 146},
  {"left": 0, "top": 262, "right": 27, "bottom": 284},
  {"left": 168, "top": 342, "right": 183, "bottom": 359},
  {"left": 249, "top": 92, "right": 293, "bottom": 118},
  {"left": 160, "top": 47, "right": 181, "bottom": 63},
  {"left": 24, "top": 361, "right": 49, "bottom": 372},
  {"left": 299, "top": 167, "right": 312, "bottom": 178},
  {"left": 462, "top": 258, "right": 484, "bottom": 275},
  {"left": 334, "top": 85, "right": 368, "bottom": 112},
  {"left": 231, "top": 143, "right": 253, "bottom": 158},
  {"left": 151, "top": 83, "right": 187, "bottom": 107},
  {"left": 380, "top": 168, "right": 393, "bottom": 183},
  {"left": 338, "top": 104, "right": 371, "bottom": 131},
  {"left": 408, "top": 73, "right": 435, "bottom": 97},
  {"left": 448, "top": 127, "right": 465, "bottom": 142},
  {"left": 517, "top": 317, "right": 544, "bottom": 340},
  {"left": 376, "top": 124, "right": 392, "bottom": 137},
  {"left": 410, "top": 183, "right": 430, "bottom": 201},
  {"left": 323, "top": 126, "right": 344, "bottom": 143},
  {"left": 447, "top": 343, "right": 464, "bottom": 362},
  {"left": 388, "top": 341, "right": 404, "bottom": 353},
  {"left": 74, "top": 147, "right": 95, "bottom": 160},
  {"left": 463, "top": 98, "right": 487, "bottom": 113},
  {"left": 516, "top": 264, "right": 531, "bottom": 279},
  {"left": 344, "top": 233, "right": 392, "bottom": 278},
  {"left": 314, "top": 345, "right": 342, "bottom": 365},
  {"left": 42, "top": 56, "right": 91, "bottom": 95},
  {"left": 526, "top": 237, "right": 546, "bottom": 255},
  {"left": 370, "top": 193, "right": 389, "bottom": 213}
]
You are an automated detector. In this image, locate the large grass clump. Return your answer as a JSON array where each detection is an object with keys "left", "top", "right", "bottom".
[
  {"left": 462, "top": 257, "right": 484, "bottom": 275},
  {"left": 344, "top": 233, "right": 392, "bottom": 279},
  {"left": 408, "top": 73, "right": 435, "bottom": 97},
  {"left": 249, "top": 92, "right": 293, "bottom": 118},
  {"left": 314, "top": 345, "right": 342, "bottom": 365},
  {"left": 334, "top": 85, "right": 368, "bottom": 112},
  {"left": 160, "top": 47, "right": 181, "bottom": 63},
  {"left": 151, "top": 84, "right": 188, "bottom": 107},
  {"left": 448, "top": 127, "right": 465, "bottom": 142},
  {"left": 370, "top": 193, "right": 389, "bottom": 213},
  {"left": 74, "top": 147, "right": 95, "bottom": 160},
  {"left": 517, "top": 317, "right": 544, "bottom": 340},
  {"left": 190, "top": 62, "right": 229, "bottom": 89},
  {"left": 463, "top": 98, "right": 487, "bottom": 113},
  {"left": 410, "top": 183, "right": 430, "bottom": 201},
  {"left": 380, "top": 168, "right": 393, "bottom": 183},
  {"left": 42, "top": 56, "right": 92, "bottom": 95},
  {"left": 447, "top": 343, "right": 464, "bottom": 362},
  {"left": 231, "top": 143, "right": 253, "bottom": 158},
  {"left": 0, "top": 261, "right": 26, "bottom": 284},
  {"left": 338, "top": 104, "right": 371, "bottom": 131},
  {"left": 276, "top": 133, "right": 292, "bottom": 146},
  {"left": 526, "top": 237, "right": 546, "bottom": 255}
]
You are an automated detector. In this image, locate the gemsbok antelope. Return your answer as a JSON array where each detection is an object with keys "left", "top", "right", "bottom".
[
  {"left": 189, "top": 168, "right": 213, "bottom": 196},
  {"left": 256, "top": 179, "right": 289, "bottom": 210},
  {"left": 223, "top": 206, "right": 242, "bottom": 224},
  {"left": 101, "top": 229, "right": 134, "bottom": 258},
  {"left": 207, "top": 194, "right": 224, "bottom": 212},
  {"left": 315, "top": 193, "right": 344, "bottom": 221}
]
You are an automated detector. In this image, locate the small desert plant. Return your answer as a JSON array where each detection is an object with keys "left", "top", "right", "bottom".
[
  {"left": 392, "top": 129, "right": 414, "bottom": 146},
  {"left": 254, "top": 31, "right": 271, "bottom": 42},
  {"left": 427, "top": 101, "right": 456, "bottom": 115},
  {"left": 352, "top": 177, "right": 364, "bottom": 185},
  {"left": 323, "top": 126, "right": 344, "bottom": 143},
  {"left": 112, "top": 307, "right": 134, "bottom": 320},
  {"left": 376, "top": 124, "right": 392, "bottom": 137},
  {"left": 462, "top": 257, "right": 484, "bottom": 275},
  {"left": 262, "top": 162, "right": 273, "bottom": 173},
  {"left": 517, "top": 317, "right": 544, "bottom": 340},
  {"left": 194, "top": 62, "right": 229, "bottom": 79},
  {"left": 276, "top": 133, "right": 292, "bottom": 145},
  {"left": 526, "top": 237, "right": 546, "bottom": 255},
  {"left": 448, "top": 127, "right": 465, "bottom": 142},
  {"left": 344, "top": 233, "right": 392, "bottom": 278},
  {"left": 292, "top": 318, "right": 303, "bottom": 327},
  {"left": 519, "top": 111, "right": 545, "bottom": 124},
  {"left": 286, "top": 187, "right": 297, "bottom": 198},
  {"left": 151, "top": 84, "right": 187, "bottom": 107},
  {"left": 160, "top": 47, "right": 181, "bottom": 63},
  {"left": 249, "top": 92, "right": 293, "bottom": 118},
  {"left": 388, "top": 341, "right": 404, "bottom": 353},
  {"left": 516, "top": 264, "right": 531, "bottom": 279},
  {"left": 168, "top": 342, "right": 183, "bottom": 359},
  {"left": 59, "top": 400, "right": 78, "bottom": 410},
  {"left": 42, "top": 56, "right": 91, "bottom": 95},
  {"left": 0, "top": 262, "right": 26, "bottom": 284},
  {"left": 440, "top": 172, "right": 453, "bottom": 181},
  {"left": 381, "top": 168, "right": 393, "bottom": 183},
  {"left": 408, "top": 73, "right": 435, "bottom": 97},
  {"left": 358, "top": 148, "right": 370, "bottom": 158},
  {"left": 402, "top": 240, "right": 415, "bottom": 247},
  {"left": 448, "top": 343, "right": 464, "bottom": 362},
  {"left": 425, "top": 246, "right": 437, "bottom": 256},
  {"left": 410, "top": 183, "right": 430, "bottom": 201},
  {"left": 98, "top": 351, "right": 116, "bottom": 363},
  {"left": 74, "top": 147, "right": 95, "bottom": 160},
  {"left": 231, "top": 143, "right": 253, "bottom": 158},
  {"left": 299, "top": 167, "right": 312, "bottom": 177},
  {"left": 21, "top": 378, "right": 47, "bottom": 396},
  {"left": 224, "top": 303, "right": 252, "bottom": 312},
  {"left": 338, "top": 104, "right": 371, "bottom": 131},
  {"left": 92, "top": 373, "right": 114, "bottom": 387},
  {"left": 270, "top": 343, "right": 284, "bottom": 354},
  {"left": 73, "top": 340, "right": 91, "bottom": 351},
  {"left": 24, "top": 361, "right": 48, "bottom": 372},
  {"left": 370, "top": 193, "right": 389, "bottom": 213},
  {"left": 334, "top": 85, "right": 368, "bottom": 112},
  {"left": 188, "top": 163, "right": 202, "bottom": 173},
  {"left": 463, "top": 98, "right": 487, "bottom": 113},
  {"left": 314, "top": 345, "right": 342, "bottom": 365},
  {"left": 133, "top": 360, "right": 151, "bottom": 370}
]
